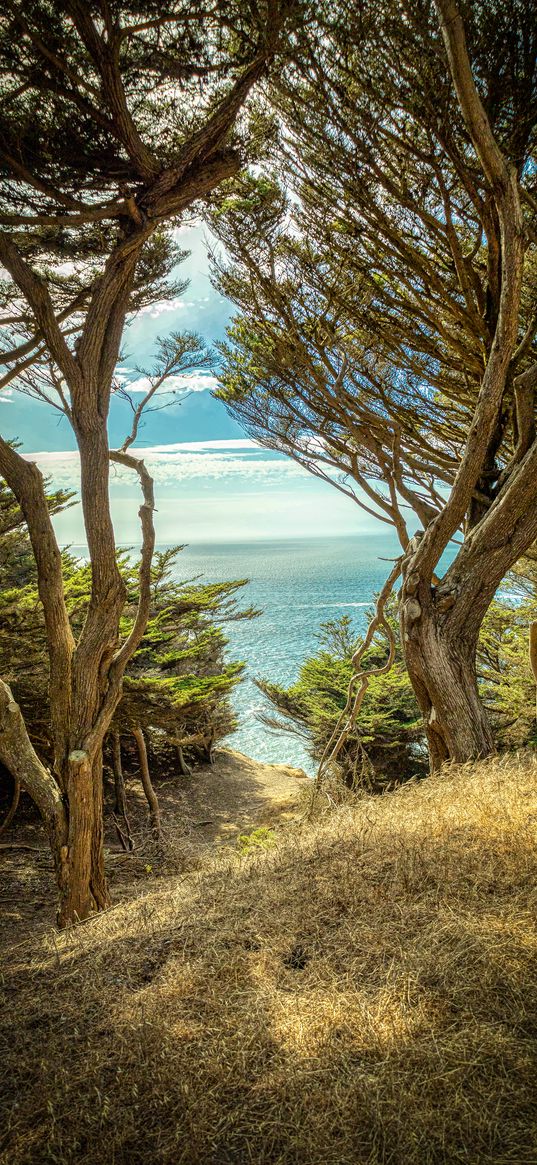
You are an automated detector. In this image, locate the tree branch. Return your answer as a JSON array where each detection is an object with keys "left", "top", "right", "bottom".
[
  {"left": 82, "top": 448, "right": 155, "bottom": 757},
  {"left": 411, "top": 0, "right": 525, "bottom": 578},
  {"left": 0, "top": 232, "right": 81, "bottom": 387},
  {"left": 0, "top": 680, "right": 68, "bottom": 870}
]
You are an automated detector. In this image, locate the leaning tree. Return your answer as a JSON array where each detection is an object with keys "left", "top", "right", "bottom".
[
  {"left": 210, "top": 0, "right": 537, "bottom": 772},
  {"left": 0, "top": 0, "right": 297, "bottom": 923}
]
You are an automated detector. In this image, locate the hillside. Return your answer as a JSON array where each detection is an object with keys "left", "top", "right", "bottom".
[{"left": 1, "top": 754, "right": 537, "bottom": 1164}]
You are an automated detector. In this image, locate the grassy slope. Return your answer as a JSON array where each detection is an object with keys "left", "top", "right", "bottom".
[{"left": 1, "top": 756, "right": 536, "bottom": 1165}]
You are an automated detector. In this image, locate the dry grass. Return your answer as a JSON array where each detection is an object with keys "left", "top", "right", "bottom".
[{"left": 1, "top": 755, "right": 537, "bottom": 1164}]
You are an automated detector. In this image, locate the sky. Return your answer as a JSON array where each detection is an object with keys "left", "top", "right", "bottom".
[{"left": 1, "top": 224, "right": 383, "bottom": 547}]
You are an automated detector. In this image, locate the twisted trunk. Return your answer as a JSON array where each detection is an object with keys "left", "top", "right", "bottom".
[
  {"left": 56, "top": 750, "right": 110, "bottom": 926},
  {"left": 401, "top": 588, "right": 494, "bottom": 771},
  {"left": 401, "top": 465, "right": 537, "bottom": 770}
]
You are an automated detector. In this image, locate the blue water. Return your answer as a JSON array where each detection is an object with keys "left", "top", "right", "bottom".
[{"left": 172, "top": 535, "right": 402, "bottom": 772}]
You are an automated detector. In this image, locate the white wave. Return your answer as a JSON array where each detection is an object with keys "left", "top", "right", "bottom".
[{"left": 296, "top": 601, "right": 370, "bottom": 608}]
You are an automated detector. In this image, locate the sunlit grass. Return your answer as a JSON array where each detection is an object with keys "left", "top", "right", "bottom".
[{"left": 2, "top": 754, "right": 536, "bottom": 1164}]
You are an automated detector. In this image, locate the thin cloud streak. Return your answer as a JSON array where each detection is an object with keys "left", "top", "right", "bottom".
[{"left": 22, "top": 441, "right": 303, "bottom": 488}]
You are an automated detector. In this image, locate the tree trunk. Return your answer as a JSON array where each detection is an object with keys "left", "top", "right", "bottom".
[
  {"left": 111, "top": 730, "right": 134, "bottom": 850},
  {"left": 400, "top": 577, "right": 495, "bottom": 772},
  {"left": 89, "top": 751, "right": 109, "bottom": 909},
  {"left": 530, "top": 623, "right": 537, "bottom": 722},
  {"left": 56, "top": 749, "right": 110, "bottom": 927},
  {"left": 133, "top": 726, "right": 161, "bottom": 840},
  {"left": 176, "top": 745, "right": 192, "bottom": 777}
]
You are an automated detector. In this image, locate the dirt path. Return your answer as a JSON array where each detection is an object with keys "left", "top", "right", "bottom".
[
  {"left": 0, "top": 749, "right": 309, "bottom": 946},
  {"left": 173, "top": 748, "right": 308, "bottom": 847}
]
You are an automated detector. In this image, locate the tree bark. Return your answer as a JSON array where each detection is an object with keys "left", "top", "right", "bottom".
[
  {"left": 133, "top": 726, "right": 161, "bottom": 840},
  {"left": 401, "top": 591, "right": 495, "bottom": 771},
  {"left": 56, "top": 749, "right": 111, "bottom": 926}
]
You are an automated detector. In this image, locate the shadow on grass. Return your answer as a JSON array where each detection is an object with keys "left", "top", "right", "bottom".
[{"left": 2, "top": 758, "right": 537, "bottom": 1164}]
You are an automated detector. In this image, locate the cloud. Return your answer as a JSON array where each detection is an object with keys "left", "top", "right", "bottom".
[
  {"left": 120, "top": 371, "right": 218, "bottom": 395},
  {"left": 141, "top": 439, "right": 259, "bottom": 453},
  {"left": 136, "top": 296, "right": 187, "bottom": 319},
  {"left": 134, "top": 453, "right": 303, "bottom": 485},
  {"left": 134, "top": 295, "right": 213, "bottom": 320},
  {"left": 26, "top": 439, "right": 259, "bottom": 460},
  {"left": 22, "top": 441, "right": 302, "bottom": 489}
]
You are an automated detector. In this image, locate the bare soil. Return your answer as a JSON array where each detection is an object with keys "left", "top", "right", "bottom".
[
  {"left": 172, "top": 748, "right": 307, "bottom": 846},
  {"left": 0, "top": 748, "right": 307, "bottom": 944}
]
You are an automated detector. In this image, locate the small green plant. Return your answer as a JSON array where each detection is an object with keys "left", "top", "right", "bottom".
[{"left": 236, "top": 827, "right": 276, "bottom": 856}]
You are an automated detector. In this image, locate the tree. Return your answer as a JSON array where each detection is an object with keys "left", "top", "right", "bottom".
[
  {"left": 0, "top": 0, "right": 296, "bottom": 923},
  {"left": 108, "top": 546, "right": 258, "bottom": 841},
  {"left": 257, "top": 612, "right": 424, "bottom": 790},
  {"left": 0, "top": 490, "right": 258, "bottom": 847},
  {"left": 210, "top": 0, "right": 537, "bottom": 773}
]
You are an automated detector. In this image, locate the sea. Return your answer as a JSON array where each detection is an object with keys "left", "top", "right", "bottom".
[{"left": 171, "top": 535, "right": 403, "bottom": 773}]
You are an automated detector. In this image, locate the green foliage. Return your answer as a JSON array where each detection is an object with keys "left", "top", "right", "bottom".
[
  {"left": 117, "top": 547, "right": 258, "bottom": 756},
  {"left": 257, "top": 612, "right": 424, "bottom": 790},
  {"left": 259, "top": 564, "right": 537, "bottom": 792},
  {"left": 236, "top": 827, "right": 276, "bottom": 856},
  {"left": 0, "top": 479, "right": 257, "bottom": 769}
]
